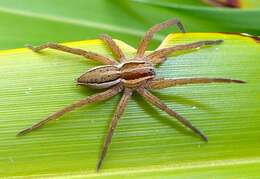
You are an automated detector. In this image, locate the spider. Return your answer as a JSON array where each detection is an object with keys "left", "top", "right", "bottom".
[{"left": 17, "top": 18, "right": 245, "bottom": 171}]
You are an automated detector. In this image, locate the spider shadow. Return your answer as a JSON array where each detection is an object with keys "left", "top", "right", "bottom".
[
  {"left": 151, "top": 91, "right": 216, "bottom": 113},
  {"left": 154, "top": 45, "right": 218, "bottom": 68},
  {"left": 133, "top": 91, "right": 216, "bottom": 141}
]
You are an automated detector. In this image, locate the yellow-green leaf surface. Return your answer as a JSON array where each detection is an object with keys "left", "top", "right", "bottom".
[{"left": 0, "top": 33, "right": 260, "bottom": 178}]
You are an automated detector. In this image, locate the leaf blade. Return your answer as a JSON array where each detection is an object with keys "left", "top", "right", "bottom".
[{"left": 0, "top": 32, "right": 260, "bottom": 177}]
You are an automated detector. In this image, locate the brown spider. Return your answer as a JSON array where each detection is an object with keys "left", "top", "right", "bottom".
[{"left": 17, "top": 18, "right": 245, "bottom": 171}]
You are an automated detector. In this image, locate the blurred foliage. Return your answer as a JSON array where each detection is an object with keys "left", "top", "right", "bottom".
[{"left": 0, "top": 0, "right": 259, "bottom": 50}]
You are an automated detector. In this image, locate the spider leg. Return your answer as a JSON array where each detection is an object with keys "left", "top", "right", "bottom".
[
  {"left": 136, "top": 18, "right": 185, "bottom": 58},
  {"left": 100, "top": 34, "right": 126, "bottom": 62},
  {"left": 26, "top": 42, "right": 117, "bottom": 65},
  {"left": 17, "top": 85, "right": 122, "bottom": 136},
  {"left": 147, "top": 40, "right": 223, "bottom": 65},
  {"left": 96, "top": 88, "right": 132, "bottom": 172},
  {"left": 137, "top": 87, "right": 208, "bottom": 142},
  {"left": 148, "top": 77, "right": 245, "bottom": 89}
]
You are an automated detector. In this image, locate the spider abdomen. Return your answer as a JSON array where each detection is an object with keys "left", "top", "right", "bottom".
[{"left": 77, "top": 65, "right": 121, "bottom": 88}]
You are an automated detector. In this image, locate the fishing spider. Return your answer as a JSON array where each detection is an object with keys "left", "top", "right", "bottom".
[{"left": 17, "top": 18, "right": 245, "bottom": 171}]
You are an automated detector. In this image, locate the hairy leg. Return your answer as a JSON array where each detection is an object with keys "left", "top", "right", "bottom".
[
  {"left": 96, "top": 88, "right": 132, "bottom": 171},
  {"left": 27, "top": 42, "right": 117, "bottom": 65},
  {"left": 147, "top": 40, "right": 223, "bottom": 65},
  {"left": 137, "top": 87, "right": 208, "bottom": 141},
  {"left": 100, "top": 34, "right": 126, "bottom": 62},
  {"left": 136, "top": 18, "right": 185, "bottom": 57},
  {"left": 17, "top": 85, "right": 122, "bottom": 136},
  {"left": 148, "top": 77, "right": 245, "bottom": 89}
]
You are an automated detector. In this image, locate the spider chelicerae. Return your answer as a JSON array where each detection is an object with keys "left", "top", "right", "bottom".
[{"left": 17, "top": 18, "right": 245, "bottom": 171}]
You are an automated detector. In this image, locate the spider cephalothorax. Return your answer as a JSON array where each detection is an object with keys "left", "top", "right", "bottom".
[{"left": 18, "top": 18, "right": 245, "bottom": 171}]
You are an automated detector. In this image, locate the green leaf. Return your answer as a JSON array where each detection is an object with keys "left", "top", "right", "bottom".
[
  {"left": 0, "top": 32, "right": 259, "bottom": 178},
  {"left": 0, "top": 0, "right": 259, "bottom": 50}
]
